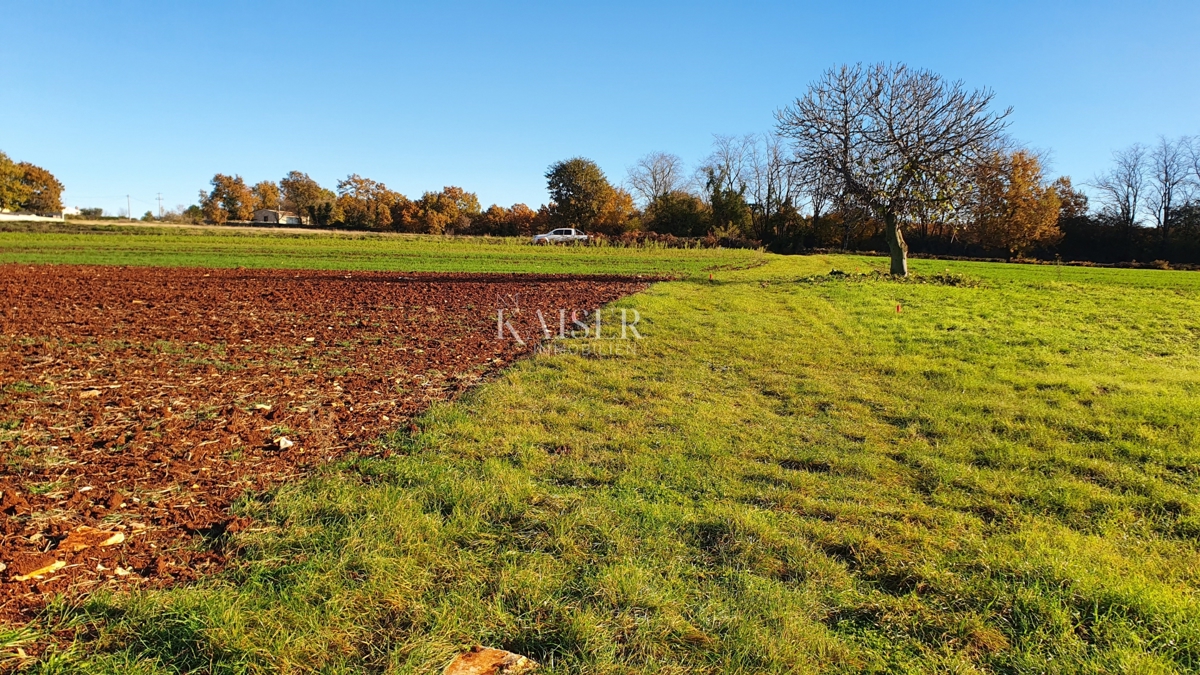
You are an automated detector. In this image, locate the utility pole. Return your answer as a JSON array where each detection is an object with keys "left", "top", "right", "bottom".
[
  {"left": 126, "top": 195, "right": 131, "bottom": 221},
  {"left": 156, "top": 193, "right": 163, "bottom": 219}
]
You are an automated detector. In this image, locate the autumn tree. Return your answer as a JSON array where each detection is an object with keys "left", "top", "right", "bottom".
[
  {"left": 408, "top": 186, "right": 481, "bottom": 234},
  {"left": 336, "top": 174, "right": 397, "bottom": 230},
  {"left": 280, "top": 171, "right": 329, "bottom": 224},
  {"left": 471, "top": 203, "right": 538, "bottom": 236},
  {"left": 0, "top": 151, "right": 62, "bottom": 214},
  {"left": 1051, "top": 176, "right": 1089, "bottom": 220},
  {"left": 251, "top": 180, "right": 281, "bottom": 211},
  {"left": 0, "top": 152, "right": 30, "bottom": 211},
  {"left": 504, "top": 203, "right": 538, "bottom": 235},
  {"left": 777, "top": 63, "right": 1011, "bottom": 275},
  {"left": 472, "top": 205, "right": 512, "bottom": 235},
  {"left": 16, "top": 162, "right": 64, "bottom": 214},
  {"left": 546, "top": 158, "right": 630, "bottom": 233},
  {"left": 389, "top": 195, "right": 418, "bottom": 232},
  {"left": 594, "top": 186, "right": 637, "bottom": 236},
  {"left": 199, "top": 174, "right": 255, "bottom": 224},
  {"left": 199, "top": 190, "right": 226, "bottom": 225},
  {"left": 968, "top": 150, "right": 1062, "bottom": 256}
]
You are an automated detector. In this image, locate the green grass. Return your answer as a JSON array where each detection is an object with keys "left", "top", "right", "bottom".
[
  {"left": 8, "top": 231, "right": 1200, "bottom": 673},
  {"left": 0, "top": 222, "right": 761, "bottom": 277}
]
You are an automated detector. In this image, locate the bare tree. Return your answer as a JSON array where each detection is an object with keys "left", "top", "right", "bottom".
[
  {"left": 776, "top": 63, "right": 1010, "bottom": 275},
  {"left": 746, "top": 134, "right": 802, "bottom": 241},
  {"left": 626, "top": 152, "right": 685, "bottom": 206},
  {"left": 1091, "top": 144, "right": 1147, "bottom": 238},
  {"left": 1145, "top": 136, "right": 1191, "bottom": 245},
  {"left": 1189, "top": 135, "right": 1200, "bottom": 193},
  {"left": 697, "top": 134, "right": 756, "bottom": 197}
]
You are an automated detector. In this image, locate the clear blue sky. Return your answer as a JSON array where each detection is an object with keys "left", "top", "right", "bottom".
[{"left": 2, "top": 1, "right": 1197, "bottom": 216}]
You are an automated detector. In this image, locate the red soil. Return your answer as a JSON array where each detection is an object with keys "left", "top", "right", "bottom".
[{"left": 0, "top": 265, "right": 646, "bottom": 623}]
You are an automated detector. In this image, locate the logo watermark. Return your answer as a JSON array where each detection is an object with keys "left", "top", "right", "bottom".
[{"left": 496, "top": 301, "right": 643, "bottom": 356}]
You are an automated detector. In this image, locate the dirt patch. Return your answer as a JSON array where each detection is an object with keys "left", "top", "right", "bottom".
[{"left": 0, "top": 265, "right": 646, "bottom": 622}]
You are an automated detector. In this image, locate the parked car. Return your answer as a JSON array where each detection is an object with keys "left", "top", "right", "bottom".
[{"left": 532, "top": 228, "right": 589, "bottom": 245}]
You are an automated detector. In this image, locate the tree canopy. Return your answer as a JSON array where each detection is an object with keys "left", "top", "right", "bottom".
[
  {"left": 336, "top": 174, "right": 396, "bottom": 230},
  {"left": 546, "top": 158, "right": 620, "bottom": 232},
  {"left": 280, "top": 171, "right": 330, "bottom": 224},
  {"left": 0, "top": 151, "right": 63, "bottom": 214},
  {"left": 404, "top": 186, "right": 482, "bottom": 234},
  {"left": 199, "top": 174, "right": 255, "bottom": 224},
  {"left": 17, "top": 163, "right": 63, "bottom": 214},
  {"left": 777, "top": 63, "right": 1011, "bottom": 275},
  {"left": 968, "top": 150, "right": 1062, "bottom": 256},
  {"left": 252, "top": 180, "right": 281, "bottom": 211},
  {"left": 645, "top": 190, "right": 709, "bottom": 237},
  {"left": 0, "top": 152, "right": 29, "bottom": 211}
]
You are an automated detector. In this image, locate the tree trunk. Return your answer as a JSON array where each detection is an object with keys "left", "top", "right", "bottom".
[
  {"left": 883, "top": 211, "right": 908, "bottom": 276},
  {"left": 812, "top": 207, "right": 821, "bottom": 250}
]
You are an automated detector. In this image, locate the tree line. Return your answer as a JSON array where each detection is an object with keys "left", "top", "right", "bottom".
[
  {"left": 183, "top": 64, "right": 1107, "bottom": 274},
  {"left": 184, "top": 64, "right": 1200, "bottom": 273},
  {"left": 194, "top": 113, "right": 1200, "bottom": 272},
  {"left": 1061, "top": 136, "right": 1200, "bottom": 264},
  {"left": 195, "top": 171, "right": 540, "bottom": 235},
  {"left": 633, "top": 65, "right": 1200, "bottom": 271},
  {"left": 193, "top": 161, "right": 643, "bottom": 238},
  {"left": 11, "top": 62, "right": 1200, "bottom": 272}
]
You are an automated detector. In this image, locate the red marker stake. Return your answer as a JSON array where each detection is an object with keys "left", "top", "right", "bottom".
[{"left": 896, "top": 303, "right": 902, "bottom": 313}]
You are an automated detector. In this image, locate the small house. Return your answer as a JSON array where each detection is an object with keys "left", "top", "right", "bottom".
[{"left": 252, "top": 209, "right": 304, "bottom": 225}]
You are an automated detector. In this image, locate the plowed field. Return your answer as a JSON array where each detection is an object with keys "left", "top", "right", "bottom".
[{"left": 0, "top": 265, "right": 646, "bottom": 622}]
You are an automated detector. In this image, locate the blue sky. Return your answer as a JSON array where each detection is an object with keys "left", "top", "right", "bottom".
[{"left": 2, "top": 1, "right": 1197, "bottom": 216}]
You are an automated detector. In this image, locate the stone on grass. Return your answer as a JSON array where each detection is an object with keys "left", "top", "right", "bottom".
[{"left": 443, "top": 646, "right": 538, "bottom": 675}]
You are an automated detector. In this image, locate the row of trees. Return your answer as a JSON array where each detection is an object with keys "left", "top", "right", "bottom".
[
  {"left": 623, "top": 137, "right": 1066, "bottom": 263},
  {"left": 627, "top": 65, "right": 1200, "bottom": 270},
  {"left": 198, "top": 171, "right": 544, "bottom": 235},
  {"left": 193, "top": 134, "right": 1070, "bottom": 266},
  {"left": 0, "top": 151, "right": 64, "bottom": 215},
  {"left": 188, "top": 64, "right": 1199, "bottom": 271},
  {"left": 1076, "top": 136, "right": 1200, "bottom": 262}
]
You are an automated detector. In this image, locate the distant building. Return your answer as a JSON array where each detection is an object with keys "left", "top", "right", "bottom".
[
  {"left": 0, "top": 207, "right": 65, "bottom": 222},
  {"left": 252, "top": 209, "right": 304, "bottom": 225},
  {"left": 63, "top": 206, "right": 82, "bottom": 216}
]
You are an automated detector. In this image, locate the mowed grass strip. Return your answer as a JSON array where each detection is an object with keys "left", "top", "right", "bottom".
[
  {"left": 0, "top": 223, "right": 762, "bottom": 277},
  {"left": 13, "top": 253, "right": 1200, "bottom": 673}
]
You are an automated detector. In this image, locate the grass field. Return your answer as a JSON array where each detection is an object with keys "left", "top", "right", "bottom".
[
  {"left": 5, "top": 228, "right": 1200, "bottom": 673},
  {"left": 0, "top": 222, "right": 762, "bottom": 277}
]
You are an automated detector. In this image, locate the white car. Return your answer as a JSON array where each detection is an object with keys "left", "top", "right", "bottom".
[{"left": 532, "top": 228, "right": 589, "bottom": 245}]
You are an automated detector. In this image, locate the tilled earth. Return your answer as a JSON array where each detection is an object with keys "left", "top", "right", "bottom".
[{"left": 0, "top": 265, "right": 646, "bottom": 623}]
